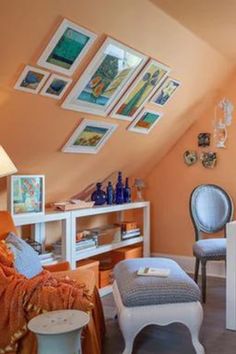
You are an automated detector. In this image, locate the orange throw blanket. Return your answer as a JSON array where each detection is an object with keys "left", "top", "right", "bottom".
[{"left": 0, "top": 242, "right": 93, "bottom": 354}]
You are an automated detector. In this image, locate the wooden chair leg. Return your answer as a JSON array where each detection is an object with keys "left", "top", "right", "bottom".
[
  {"left": 201, "top": 261, "right": 207, "bottom": 303},
  {"left": 194, "top": 258, "right": 200, "bottom": 284}
]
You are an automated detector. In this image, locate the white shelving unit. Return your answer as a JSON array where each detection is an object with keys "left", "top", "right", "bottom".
[{"left": 13, "top": 201, "right": 150, "bottom": 294}]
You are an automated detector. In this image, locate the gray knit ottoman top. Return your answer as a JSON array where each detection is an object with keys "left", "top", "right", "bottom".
[{"left": 113, "top": 258, "right": 200, "bottom": 307}]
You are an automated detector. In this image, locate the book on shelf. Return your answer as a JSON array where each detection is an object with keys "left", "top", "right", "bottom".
[
  {"left": 122, "top": 228, "right": 141, "bottom": 240},
  {"left": 137, "top": 267, "right": 170, "bottom": 277}
]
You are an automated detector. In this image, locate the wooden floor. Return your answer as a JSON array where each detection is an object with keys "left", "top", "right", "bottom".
[{"left": 102, "top": 277, "right": 236, "bottom": 354}]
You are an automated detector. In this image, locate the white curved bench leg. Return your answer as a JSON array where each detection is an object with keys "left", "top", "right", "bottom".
[{"left": 183, "top": 302, "right": 205, "bottom": 354}]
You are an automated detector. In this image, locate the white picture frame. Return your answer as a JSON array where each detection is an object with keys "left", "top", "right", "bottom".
[
  {"left": 128, "top": 108, "right": 163, "bottom": 134},
  {"left": 40, "top": 74, "right": 72, "bottom": 100},
  {"left": 8, "top": 175, "right": 45, "bottom": 217},
  {"left": 151, "top": 78, "right": 181, "bottom": 107},
  {"left": 62, "top": 119, "right": 118, "bottom": 154},
  {"left": 62, "top": 37, "right": 148, "bottom": 116},
  {"left": 14, "top": 65, "right": 50, "bottom": 94},
  {"left": 111, "top": 59, "right": 170, "bottom": 121},
  {"left": 37, "top": 19, "right": 97, "bottom": 76}
]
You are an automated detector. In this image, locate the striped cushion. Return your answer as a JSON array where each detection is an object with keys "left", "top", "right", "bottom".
[
  {"left": 113, "top": 258, "right": 200, "bottom": 307},
  {"left": 193, "top": 238, "right": 226, "bottom": 260}
]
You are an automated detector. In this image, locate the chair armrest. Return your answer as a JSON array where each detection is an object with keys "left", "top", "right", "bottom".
[{"left": 43, "top": 261, "right": 71, "bottom": 272}]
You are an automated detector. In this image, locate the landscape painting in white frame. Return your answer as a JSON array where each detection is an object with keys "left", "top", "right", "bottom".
[
  {"left": 37, "top": 19, "right": 97, "bottom": 76},
  {"left": 62, "top": 119, "right": 118, "bottom": 154},
  {"left": 151, "top": 78, "right": 181, "bottom": 107},
  {"left": 14, "top": 65, "right": 50, "bottom": 94},
  {"left": 9, "top": 175, "right": 45, "bottom": 217},
  {"left": 61, "top": 37, "right": 148, "bottom": 116},
  {"left": 40, "top": 74, "right": 72, "bottom": 99},
  {"left": 128, "top": 109, "right": 163, "bottom": 134},
  {"left": 111, "top": 59, "right": 170, "bottom": 121}
]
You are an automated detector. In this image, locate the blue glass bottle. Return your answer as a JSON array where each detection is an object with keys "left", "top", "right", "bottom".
[
  {"left": 91, "top": 183, "right": 106, "bottom": 205},
  {"left": 124, "top": 177, "right": 131, "bottom": 203},
  {"left": 115, "top": 172, "right": 124, "bottom": 204},
  {"left": 106, "top": 181, "right": 114, "bottom": 205}
]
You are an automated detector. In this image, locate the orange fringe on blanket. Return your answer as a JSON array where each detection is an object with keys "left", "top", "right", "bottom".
[{"left": 0, "top": 242, "right": 93, "bottom": 354}]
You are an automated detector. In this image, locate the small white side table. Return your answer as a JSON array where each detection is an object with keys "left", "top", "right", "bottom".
[{"left": 28, "top": 310, "right": 89, "bottom": 354}]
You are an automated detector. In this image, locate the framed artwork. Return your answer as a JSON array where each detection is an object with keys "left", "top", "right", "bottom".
[
  {"left": 40, "top": 74, "right": 72, "bottom": 99},
  {"left": 8, "top": 175, "right": 45, "bottom": 217},
  {"left": 14, "top": 65, "right": 50, "bottom": 94},
  {"left": 128, "top": 109, "right": 163, "bottom": 134},
  {"left": 111, "top": 59, "right": 170, "bottom": 121},
  {"left": 37, "top": 19, "right": 97, "bottom": 76},
  {"left": 62, "top": 119, "right": 118, "bottom": 154},
  {"left": 62, "top": 37, "right": 148, "bottom": 116},
  {"left": 151, "top": 77, "right": 180, "bottom": 107}
]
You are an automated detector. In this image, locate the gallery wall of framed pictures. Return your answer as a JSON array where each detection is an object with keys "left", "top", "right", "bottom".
[{"left": 13, "top": 17, "right": 181, "bottom": 154}]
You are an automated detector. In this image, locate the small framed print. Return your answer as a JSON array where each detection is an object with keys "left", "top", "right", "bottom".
[
  {"left": 128, "top": 109, "right": 163, "bottom": 134},
  {"left": 111, "top": 59, "right": 170, "bottom": 121},
  {"left": 37, "top": 19, "right": 97, "bottom": 76},
  {"left": 14, "top": 65, "right": 50, "bottom": 94},
  {"left": 151, "top": 78, "right": 180, "bottom": 107},
  {"left": 62, "top": 119, "right": 117, "bottom": 154},
  {"left": 40, "top": 74, "right": 72, "bottom": 99},
  {"left": 8, "top": 175, "right": 45, "bottom": 217},
  {"left": 62, "top": 37, "right": 148, "bottom": 116}
]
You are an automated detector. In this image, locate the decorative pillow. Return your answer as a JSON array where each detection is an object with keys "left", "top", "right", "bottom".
[{"left": 6, "top": 233, "right": 43, "bottom": 278}]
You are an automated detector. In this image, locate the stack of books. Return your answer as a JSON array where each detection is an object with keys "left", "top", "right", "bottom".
[
  {"left": 39, "top": 252, "right": 61, "bottom": 265},
  {"left": 122, "top": 228, "right": 141, "bottom": 240},
  {"left": 75, "top": 238, "right": 97, "bottom": 252}
]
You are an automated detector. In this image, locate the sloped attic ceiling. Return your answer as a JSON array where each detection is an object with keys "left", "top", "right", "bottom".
[{"left": 0, "top": 0, "right": 234, "bottom": 205}]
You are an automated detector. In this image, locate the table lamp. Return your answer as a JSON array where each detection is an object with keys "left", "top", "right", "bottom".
[{"left": 0, "top": 145, "right": 17, "bottom": 178}]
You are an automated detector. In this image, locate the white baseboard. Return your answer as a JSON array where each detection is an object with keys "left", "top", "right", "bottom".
[{"left": 152, "top": 252, "right": 226, "bottom": 278}]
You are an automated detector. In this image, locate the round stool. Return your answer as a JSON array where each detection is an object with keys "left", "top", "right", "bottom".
[{"left": 28, "top": 310, "right": 89, "bottom": 354}]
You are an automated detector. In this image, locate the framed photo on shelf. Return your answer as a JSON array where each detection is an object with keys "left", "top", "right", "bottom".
[
  {"left": 14, "top": 65, "right": 50, "bottom": 94},
  {"left": 151, "top": 78, "right": 180, "bottom": 107},
  {"left": 37, "top": 18, "right": 97, "bottom": 76},
  {"left": 128, "top": 109, "right": 163, "bottom": 134},
  {"left": 61, "top": 37, "right": 148, "bottom": 116},
  {"left": 62, "top": 119, "right": 117, "bottom": 154},
  {"left": 40, "top": 74, "right": 72, "bottom": 99},
  {"left": 8, "top": 175, "right": 45, "bottom": 217},
  {"left": 111, "top": 59, "right": 170, "bottom": 121}
]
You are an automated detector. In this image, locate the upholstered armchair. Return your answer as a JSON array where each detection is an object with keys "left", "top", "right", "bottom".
[{"left": 0, "top": 211, "right": 105, "bottom": 354}]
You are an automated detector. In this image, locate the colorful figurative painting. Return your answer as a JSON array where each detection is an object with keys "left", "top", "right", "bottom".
[
  {"left": 128, "top": 109, "right": 163, "bottom": 134},
  {"left": 40, "top": 74, "right": 72, "bottom": 99},
  {"left": 37, "top": 19, "right": 97, "bottom": 76},
  {"left": 14, "top": 65, "right": 50, "bottom": 94},
  {"left": 10, "top": 175, "right": 45, "bottom": 216},
  {"left": 62, "top": 119, "right": 118, "bottom": 154},
  {"left": 111, "top": 59, "right": 170, "bottom": 121},
  {"left": 152, "top": 78, "right": 180, "bottom": 107},
  {"left": 62, "top": 38, "right": 148, "bottom": 116}
]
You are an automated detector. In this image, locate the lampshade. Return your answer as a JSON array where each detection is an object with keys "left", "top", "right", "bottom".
[{"left": 0, "top": 146, "right": 17, "bottom": 178}]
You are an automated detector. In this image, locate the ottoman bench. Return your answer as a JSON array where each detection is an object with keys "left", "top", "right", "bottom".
[{"left": 113, "top": 258, "right": 204, "bottom": 354}]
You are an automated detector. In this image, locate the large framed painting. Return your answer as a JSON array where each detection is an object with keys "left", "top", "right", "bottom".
[
  {"left": 62, "top": 38, "right": 148, "bottom": 116},
  {"left": 37, "top": 19, "right": 97, "bottom": 76},
  {"left": 151, "top": 78, "right": 180, "bottom": 107},
  {"left": 128, "top": 109, "right": 163, "bottom": 134},
  {"left": 8, "top": 175, "right": 45, "bottom": 217},
  {"left": 14, "top": 65, "right": 50, "bottom": 94},
  {"left": 111, "top": 59, "right": 170, "bottom": 121},
  {"left": 62, "top": 119, "right": 118, "bottom": 154},
  {"left": 40, "top": 74, "right": 72, "bottom": 100}
]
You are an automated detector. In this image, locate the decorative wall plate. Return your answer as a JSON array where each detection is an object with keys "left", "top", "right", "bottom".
[
  {"left": 183, "top": 150, "right": 198, "bottom": 166},
  {"left": 200, "top": 151, "right": 217, "bottom": 168}
]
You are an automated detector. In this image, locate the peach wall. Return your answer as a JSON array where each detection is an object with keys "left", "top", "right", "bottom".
[
  {"left": 147, "top": 73, "right": 236, "bottom": 256},
  {"left": 0, "top": 0, "right": 233, "bottom": 211}
]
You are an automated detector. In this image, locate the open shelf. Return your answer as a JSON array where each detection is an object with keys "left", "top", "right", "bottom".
[{"left": 75, "top": 236, "right": 143, "bottom": 261}]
